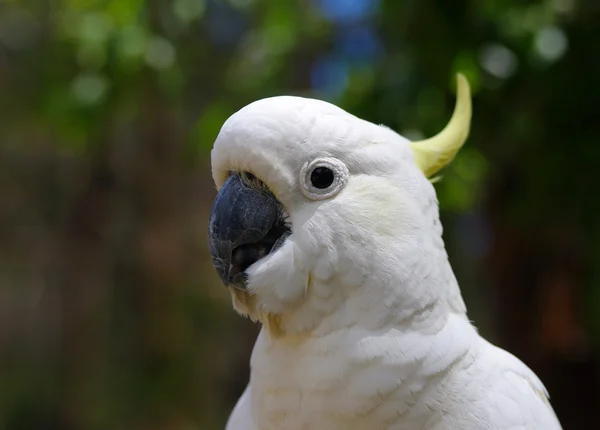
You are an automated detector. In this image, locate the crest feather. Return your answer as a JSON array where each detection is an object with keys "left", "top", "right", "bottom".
[{"left": 410, "top": 74, "right": 472, "bottom": 178}]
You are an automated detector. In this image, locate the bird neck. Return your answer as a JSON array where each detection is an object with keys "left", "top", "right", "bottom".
[
  {"left": 258, "top": 258, "right": 468, "bottom": 339},
  {"left": 249, "top": 312, "right": 480, "bottom": 426}
]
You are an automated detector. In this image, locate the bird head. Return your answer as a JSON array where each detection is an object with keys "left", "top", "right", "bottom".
[{"left": 208, "top": 75, "right": 472, "bottom": 335}]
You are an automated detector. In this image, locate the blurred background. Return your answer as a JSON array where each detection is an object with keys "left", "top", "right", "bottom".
[{"left": 1, "top": 0, "right": 599, "bottom": 428}]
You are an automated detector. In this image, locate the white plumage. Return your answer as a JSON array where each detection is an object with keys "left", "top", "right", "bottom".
[{"left": 209, "top": 77, "right": 562, "bottom": 430}]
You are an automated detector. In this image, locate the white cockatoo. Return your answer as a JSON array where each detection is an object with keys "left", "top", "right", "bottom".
[{"left": 208, "top": 74, "right": 562, "bottom": 430}]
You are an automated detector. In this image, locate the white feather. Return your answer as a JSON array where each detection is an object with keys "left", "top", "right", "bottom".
[{"left": 214, "top": 96, "right": 562, "bottom": 430}]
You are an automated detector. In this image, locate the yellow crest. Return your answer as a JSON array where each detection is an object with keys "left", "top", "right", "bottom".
[{"left": 410, "top": 74, "right": 472, "bottom": 178}]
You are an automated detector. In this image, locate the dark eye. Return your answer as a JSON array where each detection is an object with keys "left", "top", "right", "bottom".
[{"left": 310, "top": 167, "right": 335, "bottom": 189}]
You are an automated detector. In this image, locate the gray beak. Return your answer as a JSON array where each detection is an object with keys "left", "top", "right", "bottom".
[{"left": 208, "top": 173, "right": 290, "bottom": 289}]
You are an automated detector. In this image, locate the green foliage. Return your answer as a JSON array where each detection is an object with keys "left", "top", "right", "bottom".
[{"left": 1, "top": 0, "right": 599, "bottom": 429}]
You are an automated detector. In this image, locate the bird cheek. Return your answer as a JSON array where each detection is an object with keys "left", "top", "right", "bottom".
[
  {"left": 308, "top": 236, "right": 338, "bottom": 282},
  {"left": 312, "top": 254, "right": 335, "bottom": 281},
  {"left": 245, "top": 239, "right": 309, "bottom": 314},
  {"left": 295, "top": 219, "right": 337, "bottom": 281},
  {"left": 337, "top": 261, "right": 366, "bottom": 290}
]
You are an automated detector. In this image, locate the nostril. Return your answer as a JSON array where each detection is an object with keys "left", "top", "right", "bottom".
[{"left": 231, "top": 244, "right": 259, "bottom": 277}]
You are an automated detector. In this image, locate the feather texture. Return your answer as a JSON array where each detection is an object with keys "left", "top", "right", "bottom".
[{"left": 212, "top": 88, "right": 562, "bottom": 430}]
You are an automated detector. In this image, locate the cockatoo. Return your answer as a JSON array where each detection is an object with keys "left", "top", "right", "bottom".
[{"left": 207, "top": 74, "right": 562, "bottom": 429}]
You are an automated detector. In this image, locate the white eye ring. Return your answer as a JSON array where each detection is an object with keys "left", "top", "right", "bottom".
[{"left": 300, "top": 157, "right": 349, "bottom": 201}]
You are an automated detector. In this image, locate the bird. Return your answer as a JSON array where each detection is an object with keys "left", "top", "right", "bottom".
[{"left": 207, "top": 74, "right": 563, "bottom": 430}]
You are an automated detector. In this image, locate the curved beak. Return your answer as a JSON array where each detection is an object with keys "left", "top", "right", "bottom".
[{"left": 208, "top": 173, "right": 288, "bottom": 289}]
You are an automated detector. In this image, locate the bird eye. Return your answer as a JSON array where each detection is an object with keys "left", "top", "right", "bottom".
[
  {"left": 300, "top": 157, "right": 349, "bottom": 201},
  {"left": 310, "top": 167, "right": 335, "bottom": 189}
]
